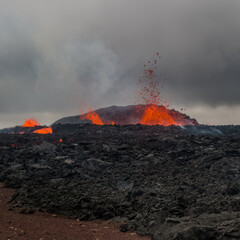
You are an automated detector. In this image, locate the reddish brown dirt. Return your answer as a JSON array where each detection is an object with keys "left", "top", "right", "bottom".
[{"left": 0, "top": 183, "right": 150, "bottom": 240}]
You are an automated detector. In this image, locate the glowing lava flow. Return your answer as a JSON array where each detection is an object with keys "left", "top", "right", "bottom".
[
  {"left": 22, "top": 118, "right": 53, "bottom": 134},
  {"left": 82, "top": 109, "right": 104, "bottom": 125},
  {"left": 140, "top": 105, "right": 177, "bottom": 126},
  {"left": 23, "top": 119, "right": 40, "bottom": 127},
  {"left": 33, "top": 127, "right": 53, "bottom": 134}
]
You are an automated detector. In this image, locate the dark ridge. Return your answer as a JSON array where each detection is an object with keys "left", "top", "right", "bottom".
[{"left": 53, "top": 104, "right": 198, "bottom": 125}]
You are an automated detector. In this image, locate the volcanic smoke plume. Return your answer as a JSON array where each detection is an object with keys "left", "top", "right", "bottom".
[
  {"left": 55, "top": 54, "right": 198, "bottom": 126},
  {"left": 1, "top": 53, "right": 198, "bottom": 130}
]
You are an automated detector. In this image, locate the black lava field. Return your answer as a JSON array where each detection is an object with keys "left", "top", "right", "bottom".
[{"left": 0, "top": 124, "right": 240, "bottom": 239}]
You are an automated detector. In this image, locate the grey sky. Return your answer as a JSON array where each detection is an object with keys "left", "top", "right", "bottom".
[{"left": 0, "top": 0, "right": 240, "bottom": 127}]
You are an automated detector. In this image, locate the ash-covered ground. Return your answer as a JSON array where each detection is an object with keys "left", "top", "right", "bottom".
[{"left": 0, "top": 124, "right": 240, "bottom": 239}]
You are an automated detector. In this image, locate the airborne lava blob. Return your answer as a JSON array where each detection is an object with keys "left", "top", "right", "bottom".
[
  {"left": 138, "top": 52, "right": 163, "bottom": 106},
  {"left": 137, "top": 53, "right": 186, "bottom": 126}
]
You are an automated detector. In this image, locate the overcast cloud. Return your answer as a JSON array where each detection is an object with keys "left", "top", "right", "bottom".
[{"left": 0, "top": 0, "right": 240, "bottom": 127}]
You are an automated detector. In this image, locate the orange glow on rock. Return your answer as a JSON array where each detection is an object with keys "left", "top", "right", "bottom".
[
  {"left": 33, "top": 127, "right": 53, "bottom": 134},
  {"left": 23, "top": 119, "right": 40, "bottom": 127},
  {"left": 136, "top": 53, "right": 189, "bottom": 126},
  {"left": 140, "top": 105, "right": 177, "bottom": 126},
  {"left": 83, "top": 109, "right": 104, "bottom": 125}
]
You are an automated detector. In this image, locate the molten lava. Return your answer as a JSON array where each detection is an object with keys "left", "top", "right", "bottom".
[
  {"left": 136, "top": 53, "right": 188, "bottom": 126},
  {"left": 140, "top": 105, "right": 177, "bottom": 126},
  {"left": 138, "top": 52, "right": 162, "bottom": 106},
  {"left": 23, "top": 119, "right": 40, "bottom": 127},
  {"left": 22, "top": 118, "right": 53, "bottom": 134},
  {"left": 82, "top": 109, "right": 104, "bottom": 125},
  {"left": 70, "top": 53, "right": 197, "bottom": 126},
  {"left": 33, "top": 127, "right": 53, "bottom": 134}
]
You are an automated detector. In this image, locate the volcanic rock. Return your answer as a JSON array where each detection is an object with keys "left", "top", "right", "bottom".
[{"left": 0, "top": 124, "right": 240, "bottom": 239}]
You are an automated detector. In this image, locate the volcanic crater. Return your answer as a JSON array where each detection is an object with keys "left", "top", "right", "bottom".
[{"left": 54, "top": 104, "right": 198, "bottom": 126}]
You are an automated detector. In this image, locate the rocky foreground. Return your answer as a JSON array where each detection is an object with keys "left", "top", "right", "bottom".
[{"left": 0, "top": 125, "right": 240, "bottom": 239}]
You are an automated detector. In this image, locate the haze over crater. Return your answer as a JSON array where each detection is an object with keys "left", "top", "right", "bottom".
[{"left": 0, "top": 0, "right": 240, "bottom": 127}]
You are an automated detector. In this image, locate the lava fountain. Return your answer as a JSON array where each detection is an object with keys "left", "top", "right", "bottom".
[
  {"left": 23, "top": 119, "right": 40, "bottom": 127},
  {"left": 83, "top": 109, "right": 104, "bottom": 125},
  {"left": 136, "top": 53, "right": 189, "bottom": 126},
  {"left": 58, "top": 53, "right": 198, "bottom": 126},
  {"left": 140, "top": 105, "right": 177, "bottom": 126},
  {"left": 22, "top": 118, "right": 53, "bottom": 134}
]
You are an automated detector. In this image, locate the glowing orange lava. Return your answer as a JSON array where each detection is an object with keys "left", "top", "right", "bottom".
[
  {"left": 137, "top": 53, "right": 186, "bottom": 126},
  {"left": 140, "top": 105, "right": 177, "bottom": 126},
  {"left": 23, "top": 119, "right": 40, "bottom": 127},
  {"left": 33, "top": 127, "right": 53, "bottom": 134},
  {"left": 82, "top": 109, "right": 104, "bottom": 125}
]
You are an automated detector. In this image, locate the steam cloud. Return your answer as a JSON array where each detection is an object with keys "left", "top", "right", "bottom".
[{"left": 0, "top": 0, "right": 240, "bottom": 127}]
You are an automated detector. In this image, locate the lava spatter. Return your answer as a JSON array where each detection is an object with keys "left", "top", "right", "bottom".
[
  {"left": 140, "top": 104, "right": 177, "bottom": 126},
  {"left": 81, "top": 109, "right": 104, "bottom": 125},
  {"left": 23, "top": 119, "right": 40, "bottom": 127},
  {"left": 137, "top": 53, "right": 186, "bottom": 126},
  {"left": 138, "top": 52, "right": 163, "bottom": 106}
]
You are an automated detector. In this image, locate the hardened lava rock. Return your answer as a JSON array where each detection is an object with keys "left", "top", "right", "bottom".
[{"left": 0, "top": 124, "right": 240, "bottom": 239}]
